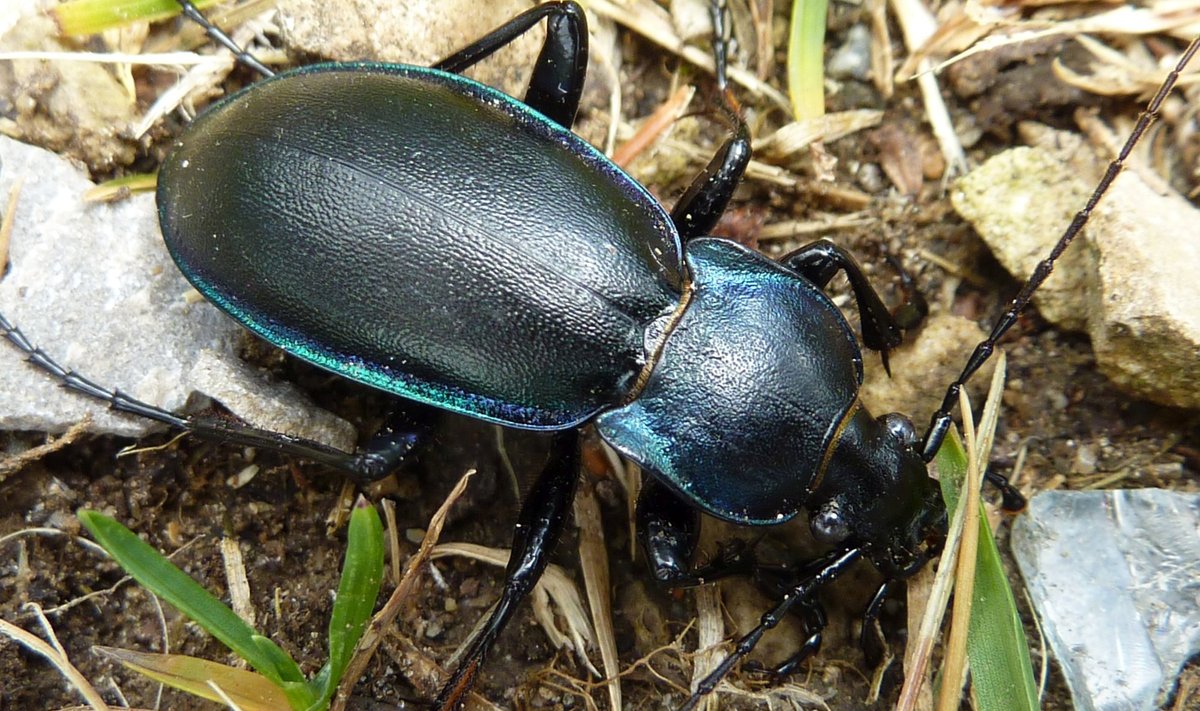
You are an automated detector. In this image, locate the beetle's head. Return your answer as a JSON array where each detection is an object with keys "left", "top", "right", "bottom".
[{"left": 807, "top": 410, "right": 948, "bottom": 579}]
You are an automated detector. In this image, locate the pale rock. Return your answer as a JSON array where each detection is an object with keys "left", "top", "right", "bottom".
[
  {"left": 951, "top": 126, "right": 1200, "bottom": 409},
  {"left": 0, "top": 135, "right": 355, "bottom": 450},
  {"left": 859, "top": 312, "right": 990, "bottom": 422}
]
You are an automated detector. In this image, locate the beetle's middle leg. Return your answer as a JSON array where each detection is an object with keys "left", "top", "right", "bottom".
[
  {"left": 434, "top": 430, "right": 579, "bottom": 711},
  {"left": 669, "top": 0, "right": 752, "bottom": 241}
]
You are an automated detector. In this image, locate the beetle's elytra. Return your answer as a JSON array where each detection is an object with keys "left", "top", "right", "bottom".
[{"left": 1, "top": 0, "right": 1197, "bottom": 708}]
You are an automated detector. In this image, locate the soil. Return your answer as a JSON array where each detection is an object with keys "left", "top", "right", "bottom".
[{"left": 2, "top": 3, "right": 1199, "bottom": 711}]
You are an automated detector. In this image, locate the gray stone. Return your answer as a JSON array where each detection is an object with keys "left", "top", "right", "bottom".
[
  {"left": 0, "top": 135, "right": 355, "bottom": 450},
  {"left": 1012, "top": 490, "right": 1200, "bottom": 711},
  {"left": 952, "top": 127, "right": 1200, "bottom": 409},
  {"left": 951, "top": 145, "right": 1092, "bottom": 331},
  {"left": 1085, "top": 170, "right": 1200, "bottom": 409}
]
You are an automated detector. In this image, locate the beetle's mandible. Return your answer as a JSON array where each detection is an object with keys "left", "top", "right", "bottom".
[{"left": 2, "top": 0, "right": 1198, "bottom": 708}]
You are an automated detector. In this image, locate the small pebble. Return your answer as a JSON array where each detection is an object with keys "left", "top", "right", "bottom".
[
  {"left": 424, "top": 619, "right": 443, "bottom": 639},
  {"left": 1072, "top": 443, "right": 1098, "bottom": 475},
  {"left": 828, "top": 25, "right": 872, "bottom": 81},
  {"left": 856, "top": 162, "right": 885, "bottom": 193}
]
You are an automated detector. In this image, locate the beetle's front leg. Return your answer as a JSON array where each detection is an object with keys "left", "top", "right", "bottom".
[
  {"left": 637, "top": 478, "right": 755, "bottom": 586},
  {"left": 681, "top": 546, "right": 863, "bottom": 711},
  {"left": 859, "top": 579, "right": 891, "bottom": 667},
  {"left": 434, "top": 430, "right": 579, "bottom": 711},
  {"left": 781, "top": 239, "right": 907, "bottom": 372},
  {"left": 751, "top": 597, "right": 826, "bottom": 677},
  {"left": 434, "top": 1, "right": 588, "bottom": 128}
]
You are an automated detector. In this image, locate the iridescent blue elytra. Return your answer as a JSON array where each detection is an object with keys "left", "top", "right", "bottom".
[{"left": 157, "top": 61, "right": 863, "bottom": 525}]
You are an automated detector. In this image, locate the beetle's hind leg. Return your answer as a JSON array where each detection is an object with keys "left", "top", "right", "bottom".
[
  {"left": 169, "top": 398, "right": 437, "bottom": 484},
  {"left": 172, "top": 0, "right": 274, "bottom": 78},
  {"left": 434, "top": 430, "right": 579, "bottom": 711},
  {"left": 434, "top": 1, "right": 588, "bottom": 128},
  {"left": 0, "top": 310, "right": 435, "bottom": 482},
  {"left": 137, "top": 385, "right": 433, "bottom": 482}
]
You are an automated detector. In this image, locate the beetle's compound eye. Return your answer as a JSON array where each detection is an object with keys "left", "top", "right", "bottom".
[
  {"left": 811, "top": 502, "right": 851, "bottom": 544},
  {"left": 880, "top": 413, "right": 917, "bottom": 447}
]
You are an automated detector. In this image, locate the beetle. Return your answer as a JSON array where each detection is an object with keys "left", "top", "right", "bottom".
[{"left": 1, "top": 0, "right": 1197, "bottom": 707}]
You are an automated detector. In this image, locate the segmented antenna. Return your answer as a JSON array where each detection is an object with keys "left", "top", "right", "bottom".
[{"left": 920, "top": 36, "right": 1200, "bottom": 463}]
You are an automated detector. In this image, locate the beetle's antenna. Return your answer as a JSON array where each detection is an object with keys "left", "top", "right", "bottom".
[
  {"left": 680, "top": 547, "right": 862, "bottom": 710},
  {"left": 920, "top": 36, "right": 1200, "bottom": 463},
  {"left": 173, "top": 0, "right": 275, "bottom": 78}
]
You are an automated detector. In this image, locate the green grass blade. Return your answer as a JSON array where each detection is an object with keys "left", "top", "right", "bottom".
[
  {"left": 95, "top": 646, "right": 291, "bottom": 710},
  {"left": 51, "top": 0, "right": 222, "bottom": 36},
  {"left": 84, "top": 172, "right": 158, "bottom": 203},
  {"left": 935, "top": 435, "right": 1039, "bottom": 711},
  {"left": 786, "top": 0, "right": 828, "bottom": 120},
  {"left": 311, "top": 498, "right": 385, "bottom": 704},
  {"left": 78, "top": 510, "right": 308, "bottom": 690}
]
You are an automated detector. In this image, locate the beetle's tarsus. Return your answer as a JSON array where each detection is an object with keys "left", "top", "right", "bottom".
[
  {"left": 172, "top": 0, "right": 274, "bottom": 78},
  {"left": 681, "top": 547, "right": 862, "bottom": 710},
  {"left": 884, "top": 253, "right": 930, "bottom": 331},
  {"left": 986, "top": 470, "right": 1027, "bottom": 512},
  {"left": 859, "top": 580, "right": 892, "bottom": 667}
]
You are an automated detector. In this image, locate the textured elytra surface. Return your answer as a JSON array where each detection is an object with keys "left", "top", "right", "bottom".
[{"left": 160, "top": 64, "right": 683, "bottom": 429}]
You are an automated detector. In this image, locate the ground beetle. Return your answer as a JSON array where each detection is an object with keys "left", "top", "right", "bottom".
[{"left": 2, "top": 0, "right": 1198, "bottom": 707}]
